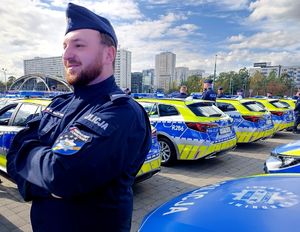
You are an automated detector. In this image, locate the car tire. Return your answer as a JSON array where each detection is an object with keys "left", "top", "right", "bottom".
[{"left": 159, "top": 137, "right": 176, "bottom": 166}]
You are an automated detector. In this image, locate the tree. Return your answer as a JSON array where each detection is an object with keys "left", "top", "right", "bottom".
[
  {"left": 7, "top": 76, "right": 16, "bottom": 90},
  {"left": 182, "top": 75, "right": 202, "bottom": 93},
  {"left": 249, "top": 71, "right": 264, "bottom": 96}
]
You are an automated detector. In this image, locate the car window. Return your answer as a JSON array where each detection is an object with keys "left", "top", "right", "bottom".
[
  {"left": 158, "top": 104, "right": 179, "bottom": 117},
  {"left": 242, "top": 101, "right": 266, "bottom": 112},
  {"left": 216, "top": 102, "right": 237, "bottom": 112},
  {"left": 255, "top": 102, "right": 267, "bottom": 110},
  {"left": 139, "top": 102, "right": 158, "bottom": 116},
  {"left": 279, "top": 101, "right": 292, "bottom": 108},
  {"left": 12, "top": 103, "right": 40, "bottom": 127},
  {"left": 0, "top": 104, "right": 17, "bottom": 125},
  {"left": 270, "top": 100, "right": 289, "bottom": 109},
  {"left": 188, "top": 102, "right": 225, "bottom": 117}
]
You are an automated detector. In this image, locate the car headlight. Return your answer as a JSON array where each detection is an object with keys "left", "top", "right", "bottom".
[{"left": 270, "top": 152, "right": 300, "bottom": 168}]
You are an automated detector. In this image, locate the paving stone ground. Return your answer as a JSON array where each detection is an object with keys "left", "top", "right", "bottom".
[{"left": 1, "top": 131, "right": 299, "bottom": 232}]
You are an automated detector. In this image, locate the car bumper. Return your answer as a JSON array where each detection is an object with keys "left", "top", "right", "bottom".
[
  {"left": 264, "top": 155, "right": 300, "bottom": 173},
  {"left": 136, "top": 156, "right": 161, "bottom": 182}
]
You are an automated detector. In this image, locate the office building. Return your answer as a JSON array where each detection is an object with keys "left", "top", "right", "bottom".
[
  {"left": 175, "top": 67, "right": 189, "bottom": 86},
  {"left": 155, "top": 52, "right": 176, "bottom": 91},
  {"left": 142, "top": 69, "right": 155, "bottom": 93},
  {"left": 131, "top": 72, "right": 143, "bottom": 93},
  {"left": 250, "top": 62, "right": 300, "bottom": 88},
  {"left": 115, "top": 49, "right": 131, "bottom": 90},
  {"left": 24, "top": 56, "right": 65, "bottom": 78}
]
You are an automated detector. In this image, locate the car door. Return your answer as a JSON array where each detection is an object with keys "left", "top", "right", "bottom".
[{"left": 0, "top": 103, "right": 40, "bottom": 159}]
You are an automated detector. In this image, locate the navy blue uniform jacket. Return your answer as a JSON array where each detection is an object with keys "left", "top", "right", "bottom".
[
  {"left": 7, "top": 76, "right": 152, "bottom": 232},
  {"left": 202, "top": 88, "right": 217, "bottom": 101}
]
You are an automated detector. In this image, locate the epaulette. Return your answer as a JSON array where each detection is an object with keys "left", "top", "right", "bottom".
[
  {"left": 109, "top": 93, "right": 130, "bottom": 102},
  {"left": 51, "top": 92, "right": 73, "bottom": 101}
]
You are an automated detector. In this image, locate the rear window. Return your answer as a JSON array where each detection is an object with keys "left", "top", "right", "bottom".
[
  {"left": 158, "top": 104, "right": 179, "bottom": 117},
  {"left": 270, "top": 100, "right": 289, "bottom": 109},
  {"left": 216, "top": 102, "right": 237, "bottom": 112},
  {"left": 242, "top": 101, "right": 266, "bottom": 112},
  {"left": 279, "top": 101, "right": 291, "bottom": 108},
  {"left": 188, "top": 102, "right": 225, "bottom": 117}
]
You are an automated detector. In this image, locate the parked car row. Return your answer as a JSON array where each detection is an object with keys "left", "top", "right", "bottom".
[
  {"left": 137, "top": 96, "right": 300, "bottom": 232},
  {"left": 0, "top": 98, "right": 161, "bottom": 183},
  {"left": 1, "top": 95, "right": 300, "bottom": 232}
]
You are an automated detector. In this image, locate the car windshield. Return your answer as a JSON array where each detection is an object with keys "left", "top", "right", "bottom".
[
  {"left": 242, "top": 101, "right": 266, "bottom": 112},
  {"left": 187, "top": 102, "right": 225, "bottom": 117},
  {"left": 270, "top": 100, "right": 289, "bottom": 109}
]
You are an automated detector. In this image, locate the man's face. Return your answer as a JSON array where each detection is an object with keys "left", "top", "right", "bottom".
[
  {"left": 63, "top": 29, "right": 106, "bottom": 86},
  {"left": 204, "top": 83, "right": 211, "bottom": 89}
]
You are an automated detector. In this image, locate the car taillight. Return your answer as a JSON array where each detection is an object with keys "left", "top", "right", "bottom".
[
  {"left": 186, "top": 122, "right": 218, "bottom": 132},
  {"left": 270, "top": 111, "right": 284, "bottom": 116},
  {"left": 151, "top": 127, "right": 157, "bottom": 136},
  {"left": 242, "top": 115, "right": 262, "bottom": 123}
]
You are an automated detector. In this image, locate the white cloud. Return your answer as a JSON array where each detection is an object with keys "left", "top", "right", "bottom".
[
  {"left": 229, "top": 31, "right": 300, "bottom": 50},
  {"left": 0, "top": 0, "right": 65, "bottom": 77},
  {"left": 50, "top": 0, "right": 143, "bottom": 20},
  {"left": 228, "top": 34, "right": 245, "bottom": 42},
  {"left": 1, "top": 0, "right": 299, "bottom": 82},
  {"left": 249, "top": 0, "right": 300, "bottom": 22}
]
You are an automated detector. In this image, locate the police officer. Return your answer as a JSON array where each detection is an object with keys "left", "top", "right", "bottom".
[
  {"left": 267, "top": 92, "right": 273, "bottom": 98},
  {"left": 293, "top": 92, "right": 300, "bottom": 133},
  {"left": 173, "top": 85, "right": 189, "bottom": 98},
  {"left": 202, "top": 79, "right": 217, "bottom": 101},
  {"left": 6, "top": 3, "right": 151, "bottom": 232},
  {"left": 217, "top": 87, "right": 225, "bottom": 98}
]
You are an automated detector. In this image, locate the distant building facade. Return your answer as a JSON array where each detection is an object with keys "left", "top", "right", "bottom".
[
  {"left": 131, "top": 72, "right": 143, "bottom": 93},
  {"left": 155, "top": 52, "right": 176, "bottom": 91},
  {"left": 24, "top": 56, "right": 65, "bottom": 78},
  {"left": 188, "top": 69, "right": 205, "bottom": 77},
  {"left": 115, "top": 49, "right": 131, "bottom": 90},
  {"left": 142, "top": 69, "right": 155, "bottom": 93},
  {"left": 175, "top": 67, "right": 189, "bottom": 86},
  {"left": 250, "top": 62, "right": 300, "bottom": 88}
]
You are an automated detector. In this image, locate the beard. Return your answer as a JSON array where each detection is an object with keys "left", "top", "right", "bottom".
[{"left": 66, "top": 54, "right": 103, "bottom": 86}]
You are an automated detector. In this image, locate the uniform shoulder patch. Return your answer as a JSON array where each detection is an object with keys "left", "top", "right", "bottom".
[{"left": 52, "top": 126, "right": 91, "bottom": 156}]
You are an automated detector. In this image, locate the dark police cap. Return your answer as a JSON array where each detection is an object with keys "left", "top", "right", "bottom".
[
  {"left": 218, "top": 87, "right": 223, "bottom": 90},
  {"left": 204, "top": 79, "right": 213, "bottom": 84},
  {"left": 65, "top": 3, "right": 118, "bottom": 47}
]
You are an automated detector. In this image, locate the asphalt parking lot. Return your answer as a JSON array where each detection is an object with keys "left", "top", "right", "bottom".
[{"left": 1, "top": 131, "right": 299, "bottom": 232}]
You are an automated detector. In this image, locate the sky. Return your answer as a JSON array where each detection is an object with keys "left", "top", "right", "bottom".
[{"left": 1, "top": 0, "right": 300, "bottom": 80}]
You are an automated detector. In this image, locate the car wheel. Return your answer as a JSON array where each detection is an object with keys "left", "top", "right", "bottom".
[{"left": 159, "top": 137, "right": 176, "bottom": 166}]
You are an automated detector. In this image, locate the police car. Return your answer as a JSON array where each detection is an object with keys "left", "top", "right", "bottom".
[
  {"left": 265, "top": 140, "right": 300, "bottom": 173},
  {"left": 137, "top": 98, "right": 237, "bottom": 166},
  {"left": 139, "top": 174, "right": 300, "bottom": 232},
  {"left": 136, "top": 125, "right": 161, "bottom": 182},
  {"left": 248, "top": 98, "right": 294, "bottom": 132},
  {"left": 216, "top": 98, "right": 274, "bottom": 143},
  {"left": 0, "top": 98, "right": 161, "bottom": 182},
  {"left": 279, "top": 99, "right": 296, "bottom": 109}
]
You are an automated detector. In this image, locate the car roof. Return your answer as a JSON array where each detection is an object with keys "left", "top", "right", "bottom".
[{"left": 136, "top": 98, "right": 214, "bottom": 105}]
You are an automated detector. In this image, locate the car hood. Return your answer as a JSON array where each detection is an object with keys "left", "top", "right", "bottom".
[
  {"left": 139, "top": 174, "right": 300, "bottom": 232},
  {"left": 272, "top": 140, "right": 300, "bottom": 157}
]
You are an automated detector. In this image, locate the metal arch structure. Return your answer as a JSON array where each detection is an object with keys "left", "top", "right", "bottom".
[{"left": 9, "top": 73, "right": 72, "bottom": 92}]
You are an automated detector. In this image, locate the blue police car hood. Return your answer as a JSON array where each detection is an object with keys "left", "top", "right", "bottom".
[
  {"left": 272, "top": 140, "right": 300, "bottom": 155},
  {"left": 139, "top": 174, "right": 300, "bottom": 232}
]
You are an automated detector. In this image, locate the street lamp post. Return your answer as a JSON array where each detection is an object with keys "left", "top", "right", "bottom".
[
  {"left": 1, "top": 68, "right": 7, "bottom": 93},
  {"left": 213, "top": 54, "right": 217, "bottom": 89}
]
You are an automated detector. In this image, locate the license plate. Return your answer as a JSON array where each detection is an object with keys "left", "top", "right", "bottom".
[{"left": 220, "top": 126, "right": 231, "bottom": 135}]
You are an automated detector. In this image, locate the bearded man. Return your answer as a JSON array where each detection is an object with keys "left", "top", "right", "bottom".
[{"left": 7, "top": 3, "right": 151, "bottom": 232}]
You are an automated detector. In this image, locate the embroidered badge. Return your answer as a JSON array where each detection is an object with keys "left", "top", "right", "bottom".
[{"left": 52, "top": 127, "right": 91, "bottom": 155}]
